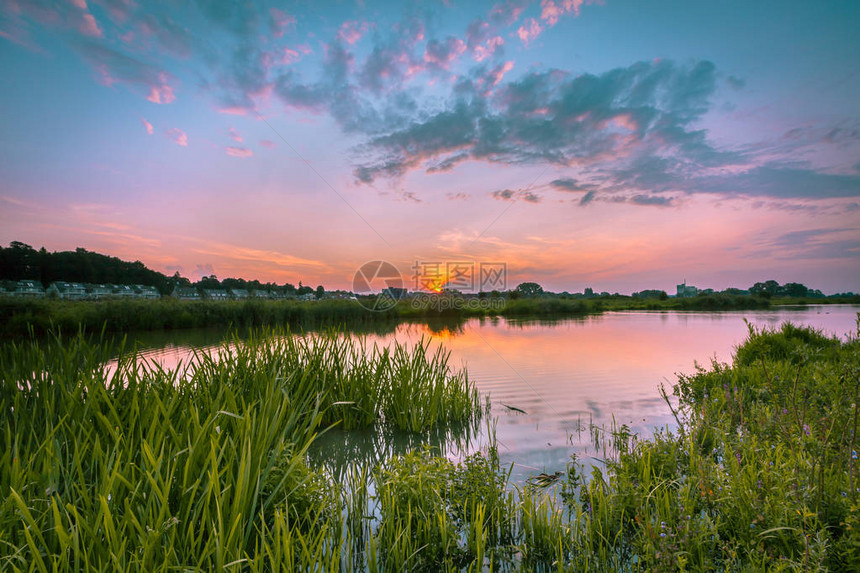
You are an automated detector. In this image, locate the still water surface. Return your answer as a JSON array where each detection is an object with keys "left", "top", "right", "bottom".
[{"left": 120, "top": 306, "right": 859, "bottom": 484}]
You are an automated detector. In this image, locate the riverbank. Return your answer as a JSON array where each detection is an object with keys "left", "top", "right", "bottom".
[{"left": 0, "top": 292, "right": 808, "bottom": 337}]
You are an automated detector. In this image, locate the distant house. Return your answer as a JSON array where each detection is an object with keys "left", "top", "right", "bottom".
[
  {"left": 12, "top": 280, "right": 46, "bottom": 298},
  {"left": 230, "top": 288, "right": 249, "bottom": 300},
  {"left": 135, "top": 285, "right": 160, "bottom": 299},
  {"left": 47, "top": 281, "right": 87, "bottom": 300},
  {"left": 250, "top": 289, "right": 272, "bottom": 299},
  {"left": 203, "top": 289, "right": 230, "bottom": 301},
  {"left": 676, "top": 281, "right": 699, "bottom": 298},
  {"left": 297, "top": 293, "right": 316, "bottom": 301},
  {"left": 171, "top": 286, "right": 201, "bottom": 301},
  {"left": 111, "top": 284, "right": 135, "bottom": 298},
  {"left": 87, "top": 284, "right": 113, "bottom": 299},
  {"left": 325, "top": 291, "right": 353, "bottom": 300}
]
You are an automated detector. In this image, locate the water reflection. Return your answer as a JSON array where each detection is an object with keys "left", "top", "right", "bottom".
[
  {"left": 107, "top": 305, "right": 859, "bottom": 484},
  {"left": 308, "top": 418, "right": 482, "bottom": 482}
]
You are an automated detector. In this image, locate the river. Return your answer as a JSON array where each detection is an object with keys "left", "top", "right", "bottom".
[{"left": 116, "top": 305, "right": 859, "bottom": 484}]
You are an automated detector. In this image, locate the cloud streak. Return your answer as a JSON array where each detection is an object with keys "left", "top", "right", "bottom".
[
  {"left": 225, "top": 146, "right": 253, "bottom": 158},
  {"left": 165, "top": 128, "right": 187, "bottom": 146},
  {"left": 76, "top": 42, "right": 177, "bottom": 104}
]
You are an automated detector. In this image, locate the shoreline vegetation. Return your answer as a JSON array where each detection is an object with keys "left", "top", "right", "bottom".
[
  {"left": 2, "top": 323, "right": 858, "bottom": 570},
  {"left": 2, "top": 293, "right": 857, "bottom": 338}
]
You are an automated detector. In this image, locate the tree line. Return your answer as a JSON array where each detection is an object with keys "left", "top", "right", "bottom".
[{"left": 0, "top": 242, "right": 320, "bottom": 296}]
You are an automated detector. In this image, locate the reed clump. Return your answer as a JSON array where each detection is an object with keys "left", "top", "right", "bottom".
[
  {"left": 0, "top": 328, "right": 482, "bottom": 571},
  {"left": 562, "top": 321, "right": 860, "bottom": 571}
]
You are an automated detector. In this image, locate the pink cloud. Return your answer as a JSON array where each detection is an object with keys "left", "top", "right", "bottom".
[
  {"left": 338, "top": 21, "right": 369, "bottom": 45},
  {"left": 225, "top": 146, "right": 253, "bottom": 158},
  {"left": 540, "top": 0, "right": 588, "bottom": 26},
  {"left": 79, "top": 12, "right": 102, "bottom": 37},
  {"left": 269, "top": 8, "right": 296, "bottom": 38},
  {"left": 78, "top": 44, "right": 180, "bottom": 105},
  {"left": 423, "top": 37, "right": 467, "bottom": 70},
  {"left": 228, "top": 127, "right": 242, "bottom": 143},
  {"left": 165, "top": 128, "right": 187, "bottom": 146},
  {"left": 219, "top": 107, "right": 250, "bottom": 116},
  {"left": 146, "top": 72, "right": 175, "bottom": 104},
  {"left": 517, "top": 18, "right": 542, "bottom": 45},
  {"left": 100, "top": 0, "right": 135, "bottom": 23},
  {"left": 141, "top": 117, "right": 153, "bottom": 135},
  {"left": 259, "top": 139, "right": 277, "bottom": 148},
  {"left": 275, "top": 44, "right": 311, "bottom": 66},
  {"left": 489, "top": 1, "right": 527, "bottom": 26},
  {"left": 67, "top": 0, "right": 103, "bottom": 38},
  {"left": 474, "top": 35, "right": 504, "bottom": 62},
  {"left": 474, "top": 61, "right": 516, "bottom": 96},
  {"left": 608, "top": 114, "right": 639, "bottom": 132},
  {"left": 488, "top": 60, "right": 515, "bottom": 87},
  {"left": 540, "top": 0, "right": 562, "bottom": 26}
]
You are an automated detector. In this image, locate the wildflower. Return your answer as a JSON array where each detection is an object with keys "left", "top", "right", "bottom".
[
  {"left": 852, "top": 450, "right": 858, "bottom": 460},
  {"left": 803, "top": 424, "right": 810, "bottom": 436}
]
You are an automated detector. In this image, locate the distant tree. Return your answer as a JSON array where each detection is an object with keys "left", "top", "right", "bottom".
[
  {"left": 198, "top": 275, "right": 220, "bottom": 289},
  {"left": 515, "top": 282, "right": 544, "bottom": 297},
  {"left": 750, "top": 280, "right": 780, "bottom": 296},
  {"left": 632, "top": 289, "right": 665, "bottom": 299},
  {"left": 315, "top": 285, "right": 325, "bottom": 299},
  {"left": 171, "top": 271, "right": 191, "bottom": 288},
  {"left": 782, "top": 282, "right": 809, "bottom": 298},
  {"left": 0, "top": 242, "right": 172, "bottom": 292}
]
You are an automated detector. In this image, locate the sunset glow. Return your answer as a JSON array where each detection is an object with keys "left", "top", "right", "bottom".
[{"left": 1, "top": 0, "right": 858, "bottom": 292}]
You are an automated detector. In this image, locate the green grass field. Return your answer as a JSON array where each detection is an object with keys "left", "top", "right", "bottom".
[{"left": 0, "top": 293, "right": 789, "bottom": 337}]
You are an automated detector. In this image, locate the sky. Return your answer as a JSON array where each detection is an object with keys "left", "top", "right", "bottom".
[{"left": 1, "top": 0, "right": 859, "bottom": 294}]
